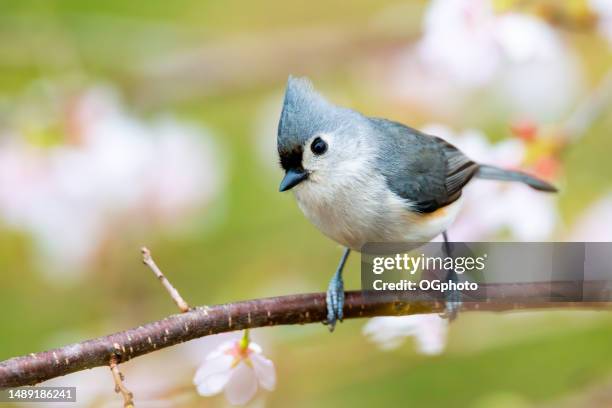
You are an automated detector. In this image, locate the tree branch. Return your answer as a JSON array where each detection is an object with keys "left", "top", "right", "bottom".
[{"left": 0, "top": 283, "right": 608, "bottom": 389}]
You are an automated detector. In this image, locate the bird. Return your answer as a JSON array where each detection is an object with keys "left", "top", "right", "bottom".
[{"left": 276, "top": 76, "right": 557, "bottom": 331}]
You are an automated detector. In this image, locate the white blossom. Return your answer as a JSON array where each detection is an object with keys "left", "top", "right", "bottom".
[
  {"left": 363, "top": 314, "right": 448, "bottom": 355},
  {"left": 387, "top": 0, "right": 581, "bottom": 121},
  {"left": 590, "top": 0, "right": 612, "bottom": 45},
  {"left": 0, "top": 84, "right": 224, "bottom": 280},
  {"left": 194, "top": 334, "right": 276, "bottom": 406},
  {"left": 417, "top": 0, "right": 499, "bottom": 87}
]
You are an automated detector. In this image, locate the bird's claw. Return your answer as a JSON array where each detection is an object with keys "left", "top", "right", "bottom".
[
  {"left": 440, "top": 299, "right": 462, "bottom": 321},
  {"left": 325, "top": 273, "right": 344, "bottom": 332},
  {"left": 440, "top": 269, "right": 462, "bottom": 321}
]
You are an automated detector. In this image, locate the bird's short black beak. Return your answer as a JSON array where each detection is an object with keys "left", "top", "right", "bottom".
[{"left": 279, "top": 168, "right": 309, "bottom": 192}]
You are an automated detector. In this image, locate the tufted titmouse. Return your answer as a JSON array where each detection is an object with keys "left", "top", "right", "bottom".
[{"left": 277, "top": 76, "right": 557, "bottom": 330}]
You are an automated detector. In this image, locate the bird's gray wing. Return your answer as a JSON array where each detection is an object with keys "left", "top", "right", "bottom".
[
  {"left": 433, "top": 136, "right": 480, "bottom": 204},
  {"left": 370, "top": 118, "right": 479, "bottom": 213}
]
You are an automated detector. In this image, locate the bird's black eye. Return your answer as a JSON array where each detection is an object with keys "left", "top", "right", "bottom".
[{"left": 310, "top": 137, "right": 328, "bottom": 155}]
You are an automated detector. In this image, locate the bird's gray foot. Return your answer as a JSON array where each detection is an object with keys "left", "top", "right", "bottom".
[
  {"left": 440, "top": 232, "right": 461, "bottom": 321},
  {"left": 441, "top": 269, "right": 462, "bottom": 321},
  {"left": 326, "top": 271, "right": 344, "bottom": 331},
  {"left": 325, "top": 248, "right": 350, "bottom": 332}
]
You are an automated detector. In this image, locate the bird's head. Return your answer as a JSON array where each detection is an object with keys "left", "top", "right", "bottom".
[{"left": 277, "top": 76, "right": 369, "bottom": 192}]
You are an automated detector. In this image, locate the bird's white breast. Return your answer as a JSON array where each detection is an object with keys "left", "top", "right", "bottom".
[{"left": 292, "top": 157, "right": 462, "bottom": 251}]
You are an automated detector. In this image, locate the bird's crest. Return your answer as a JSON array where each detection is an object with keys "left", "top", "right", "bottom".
[{"left": 277, "top": 76, "right": 336, "bottom": 152}]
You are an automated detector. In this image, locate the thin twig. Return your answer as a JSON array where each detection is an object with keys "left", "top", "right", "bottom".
[
  {"left": 141, "top": 247, "right": 190, "bottom": 313},
  {"left": 109, "top": 355, "right": 134, "bottom": 408},
  {"left": 1, "top": 283, "right": 610, "bottom": 388}
]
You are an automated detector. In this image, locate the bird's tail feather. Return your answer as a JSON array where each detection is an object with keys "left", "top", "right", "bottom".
[{"left": 476, "top": 165, "right": 558, "bottom": 192}]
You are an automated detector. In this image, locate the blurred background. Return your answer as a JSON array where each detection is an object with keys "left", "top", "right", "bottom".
[{"left": 1, "top": 0, "right": 612, "bottom": 406}]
